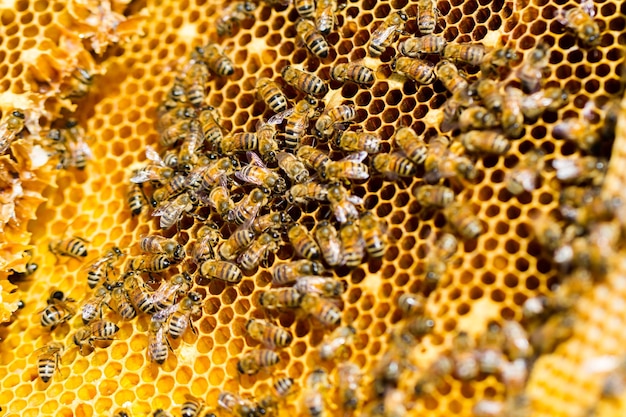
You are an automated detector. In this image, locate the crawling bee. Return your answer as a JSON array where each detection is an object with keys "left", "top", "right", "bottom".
[
  {"left": 239, "top": 231, "right": 281, "bottom": 270},
  {"left": 314, "top": 221, "right": 343, "bottom": 266},
  {"left": 272, "top": 98, "right": 319, "bottom": 150},
  {"left": 82, "top": 246, "right": 124, "bottom": 288},
  {"left": 207, "top": 181, "right": 233, "bottom": 219},
  {"left": 294, "top": 0, "right": 315, "bottom": 18},
  {"left": 338, "top": 363, "right": 362, "bottom": 412},
  {"left": 554, "top": 117, "right": 600, "bottom": 152},
  {"left": 315, "top": 104, "right": 356, "bottom": 137},
  {"left": 394, "top": 126, "right": 427, "bottom": 164},
  {"left": 64, "top": 67, "right": 93, "bottom": 99},
  {"left": 152, "top": 273, "right": 193, "bottom": 312},
  {"left": 315, "top": 0, "right": 338, "bottom": 35},
  {"left": 181, "top": 394, "right": 208, "bottom": 417},
  {"left": 517, "top": 43, "right": 550, "bottom": 92},
  {"left": 297, "top": 18, "right": 330, "bottom": 58},
  {"left": 501, "top": 87, "right": 525, "bottom": 138},
  {"left": 480, "top": 47, "right": 519, "bottom": 77},
  {"left": 435, "top": 60, "right": 468, "bottom": 96},
  {"left": 194, "top": 156, "right": 237, "bottom": 190},
  {"left": 49, "top": 237, "right": 89, "bottom": 260},
  {"left": 505, "top": 148, "right": 545, "bottom": 195},
  {"left": 397, "top": 293, "right": 426, "bottom": 316},
  {"left": 192, "top": 224, "right": 220, "bottom": 263},
  {"left": 218, "top": 392, "right": 259, "bottom": 417},
  {"left": 256, "top": 78, "right": 288, "bottom": 114},
  {"left": 125, "top": 272, "right": 157, "bottom": 314},
  {"left": 281, "top": 66, "right": 328, "bottom": 97},
  {"left": 288, "top": 224, "right": 321, "bottom": 260},
  {"left": 373, "top": 152, "right": 417, "bottom": 178},
  {"left": 8, "top": 260, "right": 38, "bottom": 284},
  {"left": 443, "top": 42, "right": 487, "bottom": 66},
  {"left": 423, "top": 135, "right": 476, "bottom": 183},
  {"left": 319, "top": 325, "right": 356, "bottom": 360},
  {"left": 458, "top": 106, "right": 499, "bottom": 132},
  {"left": 442, "top": 203, "right": 483, "bottom": 240},
  {"left": 360, "top": 212, "right": 386, "bottom": 258},
  {"left": 334, "top": 130, "right": 381, "bottom": 153},
  {"left": 36, "top": 342, "right": 64, "bottom": 383},
  {"left": 130, "top": 146, "right": 174, "bottom": 184},
  {"left": 202, "top": 42, "right": 235, "bottom": 76},
  {"left": 422, "top": 233, "right": 457, "bottom": 292},
  {"left": 198, "top": 106, "right": 226, "bottom": 148},
  {"left": 40, "top": 291, "right": 76, "bottom": 329},
  {"left": 369, "top": 11, "right": 408, "bottom": 57},
  {"left": 178, "top": 118, "right": 205, "bottom": 170},
  {"left": 502, "top": 320, "right": 532, "bottom": 360},
  {"left": 303, "top": 369, "right": 331, "bottom": 417},
  {"left": 246, "top": 318, "right": 293, "bottom": 348},
  {"left": 152, "top": 173, "right": 188, "bottom": 203},
  {"left": 327, "top": 182, "right": 362, "bottom": 224},
  {"left": 416, "top": 0, "right": 437, "bottom": 34},
  {"left": 251, "top": 212, "right": 293, "bottom": 235},
  {"left": 128, "top": 253, "right": 172, "bottom": 273},
  {"left": 259, "top": 287, "right": 303, "bottom": 310},
  {"left": 340, "top": 221, "right": 365, "bottom": 268},
  {"left": 475, "top": 322, "right": 506, "bottom": 375},
  {"left": 393, "top": 57, "right": 436, "bottom": 84},
  {"left": 111, "top": 285, "right": 137, "bottom": 321},
  {"left": 140, "top": 235, "right": 185, "bottom": 263},
  {"left": 277, "top": 151, "right": 309, "bottom": 183},
  {"left": 552, "top": 156, "right": 607, "bottom": 186},
  {"left": 54, "top": 119, "right": 93, "bottom": 170},
  {"left": 200, "top": 260, "right": 243, "bottom": 283},
  {"left": 216, "top": 0, "right": 257, "bottom": 36},
  {"left": 520, "top": 87, "right": 569, "bottom": 120},
  {"left": 451, "top": 331, "right": 479, "bottom": 381},
  {"left": 160, "top": 291, "right": 202, "bottom": 339},
  {"left": 153, "top": 192, "right": 198, "bottom": 229},
  {"left": 557, "top": 0, "right": 601, "bottom": 46},
  {"left": 148, "top": 320, "right": 171, "bottom": 364},
  {"left": 235, "top": 152, "right": 287, "bottom": 194},
  {"left": 81, "top": 285, "right": 112, "bottom": 324},
  {"left": 220, "top": 229, "right": 256, "bottom": 261},
  {"left": 331, "top": 62, "right": 375, "bottom": 85},
  {"left": 323, "top": 151, "right": 369, "bottom": 181},
  {"left": 73, "top": 320, "right": 119, "bottom": 355},
  {"left": 301, "top": 293, "right": 342, "bottom": 326},
  {"left": 238, "top": 349, "right": 280, "bottom": 375},
  {"left": 256, "top": 119, "right": 280, "bottom": 163},
  {"left": 459, "top": 130, "right": 511, "bottom": 155},
  {"left": 414, "top": 184, "right": 454, "bottom": 209},
  {"left": 273, "top": 260, "right": 324, "bottom": 286},
  {"left": 159, "top": 115, "right": 193, "bottom": 148},
  {"left": 297, "top": 145, "right": 331, "bottom": 174},
  {"left": 398, "top": 35, "right": 447, "bottom": 56},
  {"left": 127, "top": 182, "right": 147, "bottom": 216},
  {"left": 286, "top": 181, "right": 329, "bottom": 204},
  {"left": 295, "top": 275, "right": 345, "bottom": 297},
  {"left": 227, "top": 187, "right": 268, "bottom": 225},
  {"left": 184, "top": 50, "right": 210, "bottom": 107},
  {"left": 474, "top": 78, "right": 503, "bottom": 112}
]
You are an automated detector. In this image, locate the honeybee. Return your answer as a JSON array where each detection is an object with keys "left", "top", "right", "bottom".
[
  {"left": 131, "top": 146, "right": 174, "bottom": 184},
  {"left": 152, "top": 273, "right": 193, "bottom": 312},
  {"left": 202, "top": 42, "right": 235, "bottom": 76},
  {"left": 111, "top": 285, "right": 137, "bottom": 320},
  {"left": 152, "top": 173, "right": 188, "bottom": 204},
  {"left": 161, "top": 76, "right": 187, "bottom": 110},
  {"left": 206, "top": 184, "right": 233, "bottom": 220},
  {"left": 450, "top": 331, "right": 479, "bottom": 381},
  {"left": 256, "top": 119, "right": 280, "bottom": 163},
  {"left": 552, "top": 156, "right": 607, "bottom": 186},
  {"left": 59, "top": 119, "right": 93, "bottom": 170},
  {"left": 200, "top": 260, "right": 243, "bottom": 283},
  {"left": 270, "top": 98, "right": 318, "bottom": 149},
  {"left": 414, "top": 185, "right": 455, "bottom": 208},
  {"left": 520, "top": 87, "right": 569, "bottom": 120},
  {"left": 403, "top": 315, "right": 435, "bottom": 339},
  {"left": 443, "top": 42, "right": 487, "bottom": 66},
  {"left": 184, "top": 53, "right": 210, "bottom": 107},
  {"left": 315, "top": 104, "right": 356, "bottom": 137},
  {"left": 198, "top": 106, "right": 226, "bottom": 148},
  {"left": 394, "top": 126, "right": 427, "bottom": 164},
  {"left": 153, "top": 410, "right": 174, "bottom": 417},
  {"left": 192, "top": 223, "right": 220, "bottom": 263},
  {"left": 303, "top": 369, "right": 331, "bottom": 417},
  {"left": 140, "top": 235, "right": 185, "bottom": 263},
  {"left": 557, "top": 0, "right": 601, "bottom": 46},
  {"left": 259, "top": 287, "right": 303, "bottom": 309},
  {"left": 517, "top": 43, "right": 550, "bottom": 93},
  {"left": 281, "top": 66, "right": 328, "bottom": 97},
  {"left": 554, "top": 117, "right": 600, "bottom": 152},
  {"left": 239, "top": 231, "right": 281, "bottom": 270},
  {"left": 162, "top": 291, "right": 202, "bottom": 339},
  {"left": 277, "top": 151, "right": 309, "bottom": 183},
  {"left": 227, "top": 187, "right": 268, "bottom": 225},
  {"left": 416, "top": 0, "right": 437, "bottom": 34},
  {"left": 323, "top": 151, "right": 369, "bottom": 181},
  {"left": 530, "top": 313, "right": 575, "bottom": 356},
  {"left": 36, "top": 342, "right": 64, "bottom": 383},
  {"left": 158, "top": 102, "right": 194, "bottom": 131},
  {"left": 220, "top": 229, "right": 256, "bottom": 261},
  {"left": 501, "top": 87, "right": 525, "bottom": 138},
  {"left": 159, "top": 118, "right": 192, "bottom": 149},
  {"left": 505, "top": 148, "right": 545, "bottom": 195},
  {"left": 8, "top": 260, "right": 38, "bottom": 284},
  {"left": 474, "top": 78, "right": 503, "bottom": 112},
  {"left": 333, "top": 131, "right": 379, "bottom": 155},
  {"left": 236, "top": 152, "right": 287, "bottom": 193},
  {"left": 221, "top": 132, "right": 258, "bottom": 155},
  {"left": 297, "top": 18, "right": 330, "bottom": 58},
  {"left": 288, "top": 224, "right": 321, "bottom": 260},
  {"left": 414, "top": 356, "right": 454, "bottom": 396},
  {"left": 49, "top": 236, "right": 89, "bottom": 260},
  {"left": 397, "top": 293, "right": 426, "bottom": 316},
  {"left": 286, "top": 181, "right": 329, "bottom": 204},
  {"left": 273, "top": 260, "right": 324, "bottom": 286},
  {"left": 319, "top": 325, "right": 356, "bottom": 360},
  {"left": 295, "top": 0, "right": 315, "bottom": 18},
  {"left": 124, "top": 272, "right": 156, "bottom": 314},
  {"left": 296, "top": 145, "right": 330, "bottom": 173},
  {"left": 360, "top": 212, "right": 386, "bottom": 258},
  {"left": 256, "top": 78, "right": 288, "bottom": 114},
  {"left": 369, "top": 11, "right": 408, "bottom": 57},
  {"left": 238, "top": 349, "right": 280, "bottom": 375},
  {"left": 196, "top": 157, "right": 238, "bottom": 190},
  {"left": 218, "top": 392, "right": 259, "bottom": 417},
  {"left": 216, "top": 0, "right": 257, "bottom": 36},
  {"left": 148, "top": 320, "right": 171, "bottom": 364},
  {"left": 373, "top": 152, "right": 417, "bottom": 178},
  {"left": 40, "top": 290, "right": 76, "bottom": 329},
  {"left": 424, "top": 135, "right": 476, "bottom": 182},
  {"left": 476, "top": 322, "right": 506, "bottom": 375},
  {"left": 459, "top": 130, "right": 511, "bottom": 155},
  {"left": 422, "top": 232, "right": 457, "bottom": 292},
  {"left": 80, "top": 285, "right": 112, "bottom": 324},
  {"left": 331, "top": 62, "right": 375, "bottom": 85},
  {"left": 340, "top": 221, "right": 365, "bottom": 268},
  {"left": 153, "top": 192, "right": 198, "bottom": 229},
  {"left": 82, "top": 246, "right": 124, "bottom": 289},
  {"left": 178, "top": 118, "right": 205, "bottom": 170},
  {"left": 480, "top": 47, "right": 519, "bottom": 77},
  {"left": 251, "top": 212, "right": 293, "bottom": 235},
  {"left": 501, "top": 320, "right": 532, "bottom": 360},
  {"left": 73, "top": 320, "right": 120, "bottom": 355},
  {"left": 181, "top": 394, "right": 207, "bottom": 417},
  {"left": 435, "top": 60, "right": 468, "bottom": 96},
  {"left": 398, "top": 35, "right": 447, "bottom": 56},
  {"left": 295, "top": 275, "right": 344, "bottom": 297},
  {"left": 314, "top": 221, "right": 343, "bottom": 266},
  {"left": 246, "top": 318, "right": 293, "bottom": 348},
  {"left": 65, "top": 67, "right": 93, "bottom": 99},
  {"left": 272, "top": 376, "right": 296, "bottom": 398},
  {"left": 442, "top": 203, "right": 483, "bottom": 240},
  {"left": 393, "top": 57, "right": 436, "bottom": 84},
  {"left": 326, "top": 182, "right": 362, "bottom": 224},
  {"left": 337, "top": 363, "right": 362, "bottom": 412},
  {"left": 315, "top": 0, "right": 338, "bottom": 35},
  {"left": 128, "top": 253, "right": 172, "bottom": 273},
  {"left": 458, "top": 106, "right": 499, "bottom": 132}
]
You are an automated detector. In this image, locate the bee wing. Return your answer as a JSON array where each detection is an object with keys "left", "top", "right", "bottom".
[
  {"left": 580, "top": 0, "right": 596, "bottom": 17},
  {"left": 153, "top": 198, "right": 183, "bottom": 218},
  {"left": 247, "top": 151, "right": 267, "bottom": 168},
  {"left": 552, "top": 159, "right": 579, "bottom": 181},
  {"left": 130, "top": 170, "right": 156, "bottom": 184},
  {"left": 509, "top": 169, "right": 539, "bottom": 192},
  {"left": 145, "top": 145, "right": 164, "bottom": 165},
  {"left": 341, "top": 151, "right": 368, "bottom": 163},
  {"left": 79, "top": 253, "right": 108, "bottom": 273},
  {"left": 69, "top": 139, "right": 93, "bottom": 159},
  {"left": 268, "top": 108, "right": 295, "bottom": 125},
  {"left": 346, "top": 194, "right": 364, "bottom": 205},
  {"left": 372, "top": 25, "right": 397, "bottom": 43}
]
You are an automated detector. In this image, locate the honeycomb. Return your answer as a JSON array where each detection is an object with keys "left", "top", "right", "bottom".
[{"left": 0, "top": 0, "right": 625, "bottom": 416}]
